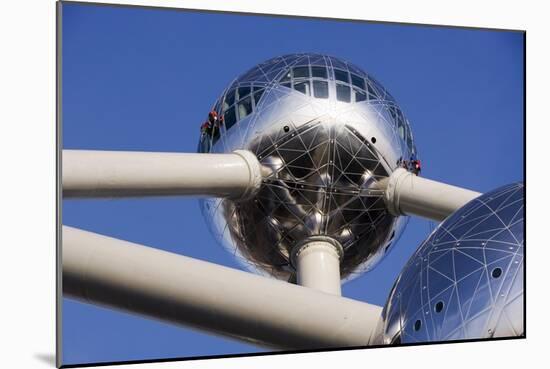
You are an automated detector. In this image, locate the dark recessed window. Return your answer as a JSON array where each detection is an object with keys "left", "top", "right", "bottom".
[
  {"left": 435, "top": 301, "right": 444, "bottom": 313},
  {"left": 351, "top": 73, "right": 365, "bottom": 90},
  {"left": 492, "top": 267, "right": 503, "bottom": 278},
  {"left": 238, "top": 86, "right": 251, "bottom": 99},
  {"left": 311, "top": 66, "right": 328, "bottom": 79},
  {"left": 237, "top": 96, "right": 253, "bottom": 120},
  {"left": 336, "top": 84, "right": 351, "bottom": 102},
  {"left": 413, "top": 319, "right": 422, "bottom": 331},
  {"left": 313, "top": 80, "right": 329, "bottom": 99},
  {"left": 293, "top": 66, "right": 310, "bottom": 78},
  {"left": 294, "top": 81, "right": 310, "bottom": 95},
  {"left": 253, "top": 89, "right": 264, "bottom": 106},
  {"left": 224, "top": 89, "right": 235, "bottom": 109},
  {"left": 334, "top": 69, "right": 349, "bottom": 83},
  {"left": 354, "top": 89, "right": 367, "bottom": 102},
  {"left": 281, "top": 82, "right": 291, "bottom": 89},
  {"left": 223, "top": 106, "right": 236, "bottom": 130}
]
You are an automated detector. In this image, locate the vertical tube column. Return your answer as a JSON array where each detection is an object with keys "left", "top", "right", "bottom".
[{"left": 291, "top": 237, "right": 344, "bottom": 295}]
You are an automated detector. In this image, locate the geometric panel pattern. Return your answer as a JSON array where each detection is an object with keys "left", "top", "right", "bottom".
[
  {"left": 198, "top": 53, "right": 417, "bottom": 281},
  {"left": 231, "top": 120, "right": 396, "bottom": 280},
  {"left": 376, "top": 183, "right": 524, "bottom": 344},
  {"left": 199, "top": 53, "right": 417, "bottom": 160}
]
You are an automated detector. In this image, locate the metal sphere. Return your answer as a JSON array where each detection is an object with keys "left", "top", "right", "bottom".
[
  {"left": 375, "top": 183, "right": 524, "bottom": 344},
  {"left": 198, "top": 53, "right": 418, "bottom": 281}
]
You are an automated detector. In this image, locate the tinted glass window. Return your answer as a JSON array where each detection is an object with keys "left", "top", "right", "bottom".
[
  {"left": 313, "top": 80, "right": 329, "bottom": 99},
  {"left": 254, "top": 89, "right": 264, "bottom": 106},
  {"left": 354, "top": 89, "right": 366, "bottom": 102},
  {"left": 311, "top": 66, "right": 328, "bottom": 79},
  {"left": 334, "top": 69, "right": 349, "bottom": 83},
  {"left": 293, "top": 66, "right": 310, "bottom": 78},
  {"left": 281, "top": 82, "right": 291, "bottom": 89},
  {"left": 238, "top": 86, "right": 251, "bottom": 99},
  {"left": 238, "top": 96, "right": 253, "bottom": 120},
  {"left": 224, "top": 107, "right": 236, "bottom": 129},
  {"left": 336, "top": 84, "right": 351, "bottom": 102},
  {"left": 351, "top": 74, "right": 365, "bottom": 90},
  {"left": 294, "top": 81, "right": 310, "bottom": 95},
  {"left": 224, "top": 89, "right": 235, "bottom": 109}
]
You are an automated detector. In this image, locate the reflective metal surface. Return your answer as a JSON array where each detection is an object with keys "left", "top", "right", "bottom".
[
  {"left": 375, "top": 183, "right": 524, "bottom": 344},
  {"left": 198, "top": 53, "right": 418, "bottom": 281}
]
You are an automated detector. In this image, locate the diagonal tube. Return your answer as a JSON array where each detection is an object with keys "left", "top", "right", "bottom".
[{"left": 62, "top": 226, "right": 382, "bottom": 349}]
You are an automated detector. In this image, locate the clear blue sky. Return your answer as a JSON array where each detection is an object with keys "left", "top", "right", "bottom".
[{"left": 61, "top": 2, "right": 524, "bottom": 365}]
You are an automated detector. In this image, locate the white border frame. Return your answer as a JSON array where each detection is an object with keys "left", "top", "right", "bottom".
[{"left": 2, "top": 0, "right": 546, "bottom": 368}]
